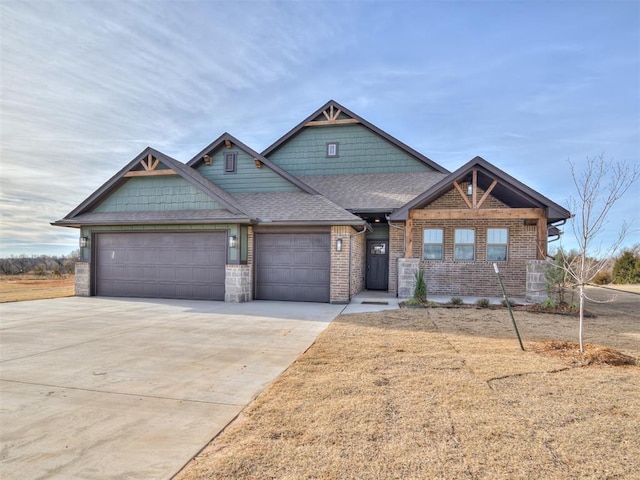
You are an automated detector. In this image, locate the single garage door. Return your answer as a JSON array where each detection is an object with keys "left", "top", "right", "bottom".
[
  {"left": 96, "top": 232, "right": 226, "bottom": 300},
  {"left": 255, "top": 233, "right": 330, "bottom": 303}
]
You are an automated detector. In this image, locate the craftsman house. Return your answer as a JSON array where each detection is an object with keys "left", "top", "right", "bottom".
[{"left": 54, "top": 100, "right": 570, "bottom": 303}]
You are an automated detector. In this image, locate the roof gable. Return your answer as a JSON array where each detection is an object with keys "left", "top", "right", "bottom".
[
  {"left": 262, "top": 100, "right": 449, "bottom": 174},
  {"left": 390, "top": 156, "right": 572, "bottom": 222},
  {"left": 59, "top": 147, "right": 249, "bottom": 221},
  {"left": 186, "top": 133, "right": 318, "bottom": 194}
]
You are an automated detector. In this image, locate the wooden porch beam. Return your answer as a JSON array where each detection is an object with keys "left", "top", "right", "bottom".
[
  {"left": 472, "top": 169, "right": 478, "bottom": 208},
  {"left": 305, "top": 118, "right": 360, "bottom": 127},
  {"left": 537, "top": 217, "right": 547, "bottom": 259},
  {"left": 405, "top": 218, "right": 414, "bottom": 258},
  {"left": 123, "top": 169, "right": 177, "bottom": 177},
  {"left": 452, "top": 181, "right": 473, "bottom": 209},
  {"left": 409, "top": 208, "right": 545, "bottom": 220},
  {"left": 476, "top": 179, "right": 498, "bottom": 209}
]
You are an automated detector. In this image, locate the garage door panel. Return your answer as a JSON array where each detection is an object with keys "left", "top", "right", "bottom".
[
  {"left": 96, "top": 232, "right": 226, "bottom": 301},
  {"left": 255, "top": 233, "right": 330, "bottom": 303}
]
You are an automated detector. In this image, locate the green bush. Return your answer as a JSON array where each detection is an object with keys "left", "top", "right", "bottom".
[
  {"left": 612, "top": 247, "right": 640, "bottom": 284},
  {"left": 413, "top": 269, "right": 426, "bottom": 301},
  {"left": 451, "top": 296, "right": 463, "bottom": 305},
  {"left": 476, "top": 298, "right": 490, "bottom": 308},
  {"left": 540, "top": 298, "right": 556, "bottom": 309}
]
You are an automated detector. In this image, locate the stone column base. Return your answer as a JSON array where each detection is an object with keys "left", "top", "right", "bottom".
[
  {"left": 225, "top": 264, "right": 252, "bottom": 302},
  {"left": 75, "top": 262, "right": 90, "bottom": 296},
  {"left": 397, "top": 258, "right": 420, "bottom": 298},
  {"left": 526, "top": 259, "right": 548, "bottom": 303}
]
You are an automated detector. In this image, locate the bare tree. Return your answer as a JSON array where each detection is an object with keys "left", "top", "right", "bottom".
[{"left": 555, "top": 154, "right": 639, "bottom": 352}]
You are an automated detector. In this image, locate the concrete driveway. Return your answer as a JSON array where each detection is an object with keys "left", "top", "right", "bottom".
[{"left": 0, "top": 297, "right": 345, "bottom": 479}]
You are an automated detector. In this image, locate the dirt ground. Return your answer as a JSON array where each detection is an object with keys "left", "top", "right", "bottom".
[
  {"left": 176, "top": 291, "right": 639, "bottom": 480},
  {"left": 0, "top": 275, "right": 75, "bottom": 303}
]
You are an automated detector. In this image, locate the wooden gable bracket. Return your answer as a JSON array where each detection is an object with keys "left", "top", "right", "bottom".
[
  {"left": 254, "top": 158, "right": 263, "bottom": 168},
  {"left": 306, "top": 104, "right": 361, "bottom": 127},
  {"left": 203, "top": 155, "right": 212, "bottom": 165},
  {"left": 224, "top": 139, "right": 233, "bottom": 148},
  {"left": 123, "top": 153, "right": 177, "bottom": 177},
  {"left": 452, "top": 169, "right": 498, "bottom": 209}
]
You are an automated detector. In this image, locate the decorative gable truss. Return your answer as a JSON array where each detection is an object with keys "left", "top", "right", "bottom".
[
  {"left": 390, "top": 156, "right": 572, "bottom": 260},
  {"left": 123, "top": 153, "right": 177, "bottom": 177},
  {"left": 305, "top": 104, "right": 360, "bottom": 127}
]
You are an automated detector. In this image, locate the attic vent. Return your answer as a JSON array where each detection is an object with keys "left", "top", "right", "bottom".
[{"left": 224, "top": 153, "right": 237, "bottom": 173}]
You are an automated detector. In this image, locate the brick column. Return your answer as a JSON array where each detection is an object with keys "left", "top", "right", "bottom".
[
  {"left": 331, "top": 226, "right": 351, "bottom": 303},
  {"left": 75, "top": 262, "right": 90, "bottom": 297},
  {"left": 225, "top": 264, "right": 252, "bottom": 302}
]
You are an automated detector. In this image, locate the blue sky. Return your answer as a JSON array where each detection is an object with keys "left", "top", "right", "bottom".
[{"left": 1, "top": 0, "right": 638, "bottom": 257}]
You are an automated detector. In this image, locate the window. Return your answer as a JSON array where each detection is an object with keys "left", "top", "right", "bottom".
[
  {"left": 224, "top": 152, "right": 237, "bottom": 173},
  {"left": 326, "top": 142, "right": 339, "bottom": 157},
  {"left": 487, "top": 228, "right": 508, "bottom": 261},
  {"left": 423, "top": 229, "right": 443, "bottom": 260},
  {"left": 454, "top": 228, "right": 475, "bottom": 260}
]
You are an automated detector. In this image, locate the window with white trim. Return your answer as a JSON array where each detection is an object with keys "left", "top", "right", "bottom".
[
  {"left": 423, "top": 229, "right": 443, "bottom": 260},
  {"left": 326, "top": 142, "right": 339, "bottom": 157},
  {"left": 454, "top": 228, "right": 475, "bottom": 261},
  {"left": 487, "top": 228, "right": 508, "bottom": 261}
]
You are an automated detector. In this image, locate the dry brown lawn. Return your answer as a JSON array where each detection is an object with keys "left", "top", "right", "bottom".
[
  {"left": 176, "top": 302, "right": 639, "bottom": 480},
  {"left": 0, "top": 275, "right": 75, "bottom": 302}
]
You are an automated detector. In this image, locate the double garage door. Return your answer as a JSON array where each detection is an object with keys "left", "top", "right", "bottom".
[
  {"left": 255, "top": 233, "right": 330, "bottom": 303},
  {"left": 95, "top": 231, "right": 331, "bottom": 303},
  {"left": 95, "top": 232, "right": 226, "bottom": 300}
]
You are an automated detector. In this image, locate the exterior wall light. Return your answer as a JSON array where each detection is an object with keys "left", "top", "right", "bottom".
[
  {"left": 79, "top": 236, "right": 88, "bottom": 248},
  {"left": 467, "top": 183, "right": 473, "bottom": 196},
  {"left": 336, "top": 238, "right": 343, "bottom": 252},
  {"left": 228, "top": 235, "right": 237, "bottom": 248}
]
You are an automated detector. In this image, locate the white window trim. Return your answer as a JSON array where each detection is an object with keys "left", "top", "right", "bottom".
[
  {"left": 487, "top": 228, "right": 509, "bottom": 262},
  {"left": 423, "top": 228, "right": 444, "bottom": 261},
  {"left": 454, "top": 228, "right": 475, "bottom": 261}
]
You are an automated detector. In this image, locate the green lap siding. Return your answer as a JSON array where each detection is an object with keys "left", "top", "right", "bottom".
[
  {"left": 93, "top": 177, "right": 222, "bottom": 212},
  {"left": 195, "top": 149, "right": 300, "bottom": 193},
  {"left": 268, "top": 124, "right": 433, "bottom": 176}
]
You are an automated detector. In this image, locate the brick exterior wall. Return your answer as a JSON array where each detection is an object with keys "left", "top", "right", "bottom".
[
  {"left": 401, "top": 186, "right": 540, "bottom": 297},
  {"left": 388, "top": 222, "right": 405, "bottom": 295},
  {"left": 409, "top": 218, "right": 537, "bottom": 297},
  {"left": 350, "top": 230, "right": 366, "bottom": 296},
  {"left": 331, "top": 226, "right": 353, "bottom": 303}
]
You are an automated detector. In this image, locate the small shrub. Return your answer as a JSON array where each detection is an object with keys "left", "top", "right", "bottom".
[
  {"left": 540, "top": 298, "right": 556, "bottom": 309},
  {"left": 403, "top": 297, "right": 422, "bottom": 307},
  {"left": 476, "top": 298, "right": 490, "bottom": 308},
  {"left": 413, "top": 269, "right": 426, "bottom": 301},
  {"left": 451, "top": 296, "right": 463, "bottom": 305}
]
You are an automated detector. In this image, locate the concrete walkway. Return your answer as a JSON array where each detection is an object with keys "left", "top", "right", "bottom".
[{"left": 0, "top": 297, "right": 344, "bottom": 480}]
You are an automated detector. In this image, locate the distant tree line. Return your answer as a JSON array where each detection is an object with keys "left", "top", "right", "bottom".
[
  {"left": 0, "top": 250, "right": 80, "bottom": 276},
  {"left": 549, "top": 245, "right": 640, "bottom": 287}
]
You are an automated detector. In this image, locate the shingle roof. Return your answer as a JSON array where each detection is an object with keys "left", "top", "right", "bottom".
[
  {"left": 299, "top": 172, "right": 447, "bottom": 211},
  {"left": 234, "top": 192, "right": 364, "bottom": 224},
  {"left": 52, "top": 210, "right": 251, "bottom": 227}
]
